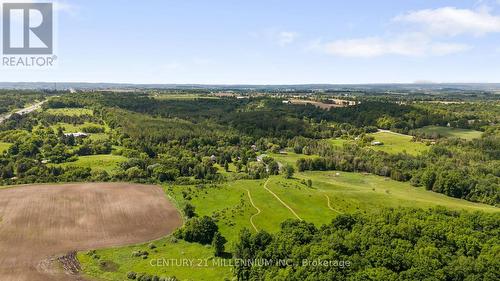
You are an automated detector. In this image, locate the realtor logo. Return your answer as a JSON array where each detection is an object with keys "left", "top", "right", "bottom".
[{"left": 2, "top": 3, "right": 53, "bottom": 55}]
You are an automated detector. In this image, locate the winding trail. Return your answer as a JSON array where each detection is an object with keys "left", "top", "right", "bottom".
[
  {"left": 244, "top": 189, "right": 261, "bottom": 232},
  {"left": 263, "top": 178, "right": 302, "bottom": 221},
  {"left": 325, "top": 194, "right": 343, "bottom": 214}
]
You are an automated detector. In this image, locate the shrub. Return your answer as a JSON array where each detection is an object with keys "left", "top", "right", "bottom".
[
  {"left": 127, "top": 271, "right": 137, "bottom": 279},
  {"left": 183, "top": 203, "right": 196, "bottom": 218},
  {"left": 174, "top": 216, "right": 218, "bottom": 244}
]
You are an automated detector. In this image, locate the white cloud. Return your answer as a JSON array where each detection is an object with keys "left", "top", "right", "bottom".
[
  {"left": 277, "top": 31, "right": 298, "bottom": 46},
  {"left": 322, "top": 34, "right": 469, "bottom": 58},
  {"left": 316, "top": 6, "right": 498, "bottom": 58},
  {"left": 394, "top": 7, "right": 500, "bottom": 36}
]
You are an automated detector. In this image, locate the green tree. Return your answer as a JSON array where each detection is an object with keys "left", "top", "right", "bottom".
[
  {"left": 268, "top": 160, "right": 280, "bottom": 175},
  {"left": 284, "top": 164, "right": 294, "bottom": 179},
  {"left": 183, "top": 203, "right": 196, "bottom": 218},
  {"left": 212, "top": 231, "right": 227, "bottom": 257}
]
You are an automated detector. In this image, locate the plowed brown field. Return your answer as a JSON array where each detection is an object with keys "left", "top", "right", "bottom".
[{"left": 0, "top": 183, "right": 182, "bottom": 281}]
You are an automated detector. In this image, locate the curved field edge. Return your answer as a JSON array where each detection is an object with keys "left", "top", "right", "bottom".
[{"left": 77, "top": 171, "right": 497, "bottom": 281}]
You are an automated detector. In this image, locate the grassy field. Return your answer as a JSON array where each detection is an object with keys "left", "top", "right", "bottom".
[
  {"left": 55, "top": 155, "right": 127, "bottom": 173},
  {"left": 327, "top": 133, "right": 429, "bottom": 156},
  {"left": 51, "top": 122, "right": 106, "bottom": 132},
  {"left": 329, "top": 138, "right": 349, "bottom": 147},
  {"left": 46, "top": 108, "right": 93, "bottom": 116},
  {"left": 78, "top": 238, "right": 232, "bottom": 281},
  {"left": 79, "top": 164, "right": 498, "bottom": 281},
  {"left": 50, "top": 122, "right": 109, "bottom": 141},
  {"left": 268, "top": 151, "right": 319, "bottom": 166},
  {"left": 296, "top": 171, "right": 498, "bottom": 213},
  {"left": 368, "top": 131, "right": 429, "bottom": 155},
  {"left": 0, "top": 142, "right": 11, "bottom": 154},
  {"left": 414, "top": 125, "right": 483, "bottom": 140}
]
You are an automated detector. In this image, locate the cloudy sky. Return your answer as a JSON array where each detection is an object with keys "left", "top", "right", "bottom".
[{"left": 1, "top": 0, "right": 500, "bottom": 84}]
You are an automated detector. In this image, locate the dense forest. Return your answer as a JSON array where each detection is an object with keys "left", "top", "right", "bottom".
[
  {"left": 1, "top": 91, "right": 497, "bottom": 205},
  {"left": 234, "top": 208, "right": 500, "bottom": 281},
  {"left": 0, "top": 90, "right": 499, "bottom": 280},
  {"left": 0, "top": 90, "right": 48, "bottom": 115}
]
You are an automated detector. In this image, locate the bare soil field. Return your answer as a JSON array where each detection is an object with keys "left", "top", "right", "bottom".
[
  {"left": 289, "top": 99, "right": 356, "bottom": 109},
  {"left": 0, "top": 183, "right": 182, "bottom": 281}
]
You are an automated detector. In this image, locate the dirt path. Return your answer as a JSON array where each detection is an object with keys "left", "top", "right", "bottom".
[
  {"left": 0, "top": 182, "right": 182, "bottom": 281},
  {"left": 263, "top": 178, "right": 302, "bottom": 221},
  {"left": 244, "top": 189, "right": 261, "bottom": 232},
  {"left": 324, "top": 194, "right": 343, "bottom": 214}
]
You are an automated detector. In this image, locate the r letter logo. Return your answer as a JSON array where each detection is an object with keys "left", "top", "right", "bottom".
[{"left": 3, "top": 3, "right": 53, "bottom": 55}]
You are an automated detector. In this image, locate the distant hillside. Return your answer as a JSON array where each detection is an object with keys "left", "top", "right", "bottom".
[{"left": 1, "top": 82, "right": 500, "bottom": 92}]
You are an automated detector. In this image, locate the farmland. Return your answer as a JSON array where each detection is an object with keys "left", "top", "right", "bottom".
[
  {"left": 0, "top": 91, "right": 498, "bottom": 281},
  {"left": 0, "top": 183, "right": 181, "bottom": 281},
  {"left": 413, "top": 125, "right": 483, "bottom": 140}
]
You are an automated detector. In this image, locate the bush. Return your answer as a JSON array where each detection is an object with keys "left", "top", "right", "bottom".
[
  {"left": 284, "top": 164, "right": 294, "bottom": 179},
  {"left": 82, "top": 125, "right": 105, "bottom": 133},
  {"left": 174, "top": 216, "right": 218, "bottom": 244},
  {"left": 183, "top": 203, "right": 196, "bottom": 218},
  {"left": 127, "top": 271, "right": 137, "bottom": 279}
]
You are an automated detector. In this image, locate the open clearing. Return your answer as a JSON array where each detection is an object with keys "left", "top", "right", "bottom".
[
  {"left": 368, "top": 131, "right": 429, "bottom": 155},
  {"left": 79, "top": 171, "right": 498, "bottom": 281},
  {"left": 414, "top": 125, "right": 483, "bottom": 140},
  {"left": 45, "top": 108, "right": 94, "bottom": 117},
  {"left": 54, "top": 154, "right": 128, "bottom": 174},
  {"left": 49, "top": 122, "right": 109, "bottom": 141},
  {"left": 0, "top": 142, "right": 11, "bottom": 154},
  {"left": 0, "top": 183, "right": 181, "bottom": 281},
  {"left": 327, "top": 132, "right": 429, "bottom": 155}
]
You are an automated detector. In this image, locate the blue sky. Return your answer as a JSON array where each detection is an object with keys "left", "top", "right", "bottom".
[{"left": 1, "top": 0, "right": 500, "bottom": 84}]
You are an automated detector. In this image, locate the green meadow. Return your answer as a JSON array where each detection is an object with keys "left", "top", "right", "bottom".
[
  {"left": 267, "top": 151, "right": 318, "bottom": 166},
  {"left": 328, "top": 138, "right": 349, "bottom": 147},
  {"left": 49, "top": 122, "right": 109, "bottom": 141},
  {"left": 77, "top": 239, "right": 232, "bottom": 281},
  {"left": 415, "top": 125, "right": 483, "bottom": 140},
  {"left": 79, "top": 160, "right": 498, "bottom": 281},
  {"left": 55, "top": 154, "right": 127, "bottom": 174},
  {"left": 46, "top": 108, "right": 94, "bottom": 116},
  {"left": 368, "top": 131, "right": 429, "bottom": 155},
  {"left": 327, "top": 132, "right": 429, "bottom": 156}
]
